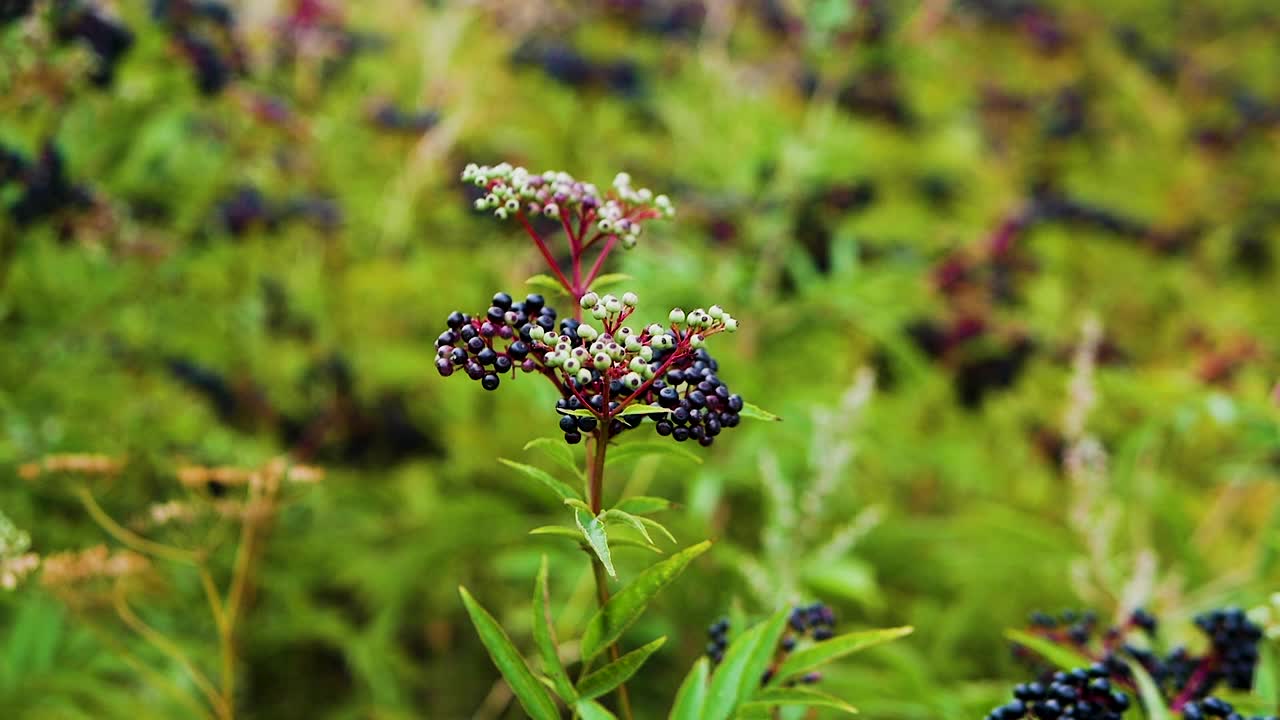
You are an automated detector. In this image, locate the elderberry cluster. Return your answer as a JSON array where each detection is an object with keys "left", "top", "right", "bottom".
[
  {"left": 461, "top": 163, "right": 673, "bottom": 248},
  {"left": 989, "top": 666, "right": 1130, "bottom": 720},
  {"left": 434, "top": 291, "right": 556, "bottom": 392},
  {"left": 1181, "top": 697, "right": 1276, "bottom": 720},
  {"left": 705, "top": 602, "right": 837, "bottom": 686},
  {"left": 435, "top": 291, "right": 745, "bottom": 446},
  {"left": 0, "top": 142, "right": 93, "bottom": 226},
  {"left": 1007, "top": 606, "right": 1269, "bottom": 718}
]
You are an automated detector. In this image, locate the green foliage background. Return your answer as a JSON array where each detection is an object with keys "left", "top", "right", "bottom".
[{"left": 1, "top": 1, "right": 1278, "bottom": 718}]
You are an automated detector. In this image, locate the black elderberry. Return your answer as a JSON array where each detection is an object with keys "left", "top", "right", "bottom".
[
  {"left": 477, "top": 348, "right": 497, "bottom": 366},
  {"left": 465, "top": 361, "right": 485, "bottom": 380},
  {"left": 576, "top": 416, "right": 597, "bottom": 432},
  {"left": 435, "top": 358, "right": 453, "bottom": 377},
  {"left": 492, "top": 292, "right": 513, "bottom": 310},
  {"left": 481, "top": 374, "right": 500, "bottom": 391},
  {"left": 447, "top": 311, "right": 466, "bottom": 328},
  {"left": 564, "top": 431, "right": 582, "bottom": 444},
  {"left": 508, "top": 341, "right": 529, "bottom": 360},
  {"left": 450, "top": 348, "right": 467, "bottom": 365},
  {"left": 494, "top": 355, "right": 513, "bottom": 373},
  {"left": 672, "top": 427, "right": 690, "bottom": 442},
  {"left": 559, "top": 415, "right": 577, "bottom": 433}
]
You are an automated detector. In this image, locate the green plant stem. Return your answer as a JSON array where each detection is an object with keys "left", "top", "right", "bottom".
[
  {"left": 586, "top": 427, "right": 634, "bottom": 720},
  {"left": 76, "top": 487, "right": 200, "bottom": 565}
]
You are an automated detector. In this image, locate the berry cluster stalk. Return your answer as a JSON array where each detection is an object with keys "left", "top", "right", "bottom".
[{"left": 585, "top": 424, "right": 634, "bottom": 719}]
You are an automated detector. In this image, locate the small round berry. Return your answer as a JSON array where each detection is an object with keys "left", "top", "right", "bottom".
[
  {"left": 559, "top": 415, "right": 578, "bottom": 433},
  {"left": 481, "top": 374, "right": 500, "bottom": 390},
  {"left": 580, "top": 292, "right": 599, "bottom": 308},
  {"left": 655, "top": 420, "right": 673, "bottom": 436},
  {"left": 564, "top": 431, "right": 582, "bottom": 444},
  {"left": 477, "top": 348, "right": 497, "bottom": 366},
  {"left": 495, "top": 355, "right": 513, "bottom": 373},
  {"left": 435, "top": 358, "right": 454, "bottom": 376},
  {"left": 669, "top": 308, "right": 686, "bottom": 324},
  {"left": 492, "top": 292, "right": 513, "bottom": 310},
  {"left": 622, "top": 292, "right": 638, "bottom": 307}
]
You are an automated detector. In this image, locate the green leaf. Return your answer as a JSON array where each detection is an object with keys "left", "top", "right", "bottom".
[
  {"left": 457, "top": 587, "right": 561, "bottom": 720},
  {"left": 523, "top": 438, "right": 580, "bottom": 479},
  {"left": 577, "top": 636, "right": 667, "bottom": 701},
  {"left": 526, "top": 274, "right": 570, "bottom": 296},
  {"left": 736, "top": 610, "right": 790, "bottom": 702},
  {"left": 1255, "top": 641, "right": 1278, "bottom": 707},
  {"left": 1003, "top": 629, "right": 1093, "bottom": 674},
  {"left": 739, "top": 687, "right": 859, "bottom": 715},
  {"left": 739, "top": 402, "right": 782, "bottom": 422},
  {"left": 575, "top": 509, "right": 616, "bottom": 578},
  {"left": 532, "top": 557, "right": 576, "bottom": 702},
  {"left": 529, "top": 526, "right": 661, "bottom": 553},
  {"left": 636, "top": 516, "right": 677, "bottom": 545},
  {"left": 557, "top": 407, "right": 598, "bottom": 418},
  {"left": 668, "top": 656, "right": 710, "bottom": 720},
  {"left": 498, "top": 458, "right": 582, "bottom": 502},
  {"left": 565, "top": 498, "right": 594, "bottom": 513},
  {"left": 703, "top": 611, "right": 784, "bottom": 720},
  {"left": 588, "top": 273, "right": 632, "bottom": 290},
  {"left": 603, "top": 509, "right": 657, "bottom": 546},
  {"left": 1128, "top": 659, "right": 1172, "bottom": 720},
  {"left": 580, "top": 540, "right": 712, "bottom": 663},
  {"left": 774, "top": 626, "right": 914, "bottom": 683},
  {"left": 616, "top": 404, "right": 672, "bottom": 417},
  {"left": 576, "top": 699, "right": 618, "bottom": 720},
  {"left": 613, "top": 496, "right": 677, "bottom": 514},
  {"left": 605, "top": 443, "right": 703, "bottom": 468},
  {"left": 801, "top": 559, "right": 882, "bottom": 610}
]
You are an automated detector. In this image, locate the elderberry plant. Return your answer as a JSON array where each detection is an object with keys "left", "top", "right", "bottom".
[{"left": 446, "top": 165, "right": 910, "bottom": 719}]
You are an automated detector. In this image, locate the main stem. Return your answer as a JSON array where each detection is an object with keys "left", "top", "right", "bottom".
[{"left": 586, "top": 425, "right": 633, "bottom": 720}]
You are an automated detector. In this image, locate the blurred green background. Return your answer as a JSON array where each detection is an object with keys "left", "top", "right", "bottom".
[{"left": 1, "top": 0, "right": 1278, "bottom": 718}]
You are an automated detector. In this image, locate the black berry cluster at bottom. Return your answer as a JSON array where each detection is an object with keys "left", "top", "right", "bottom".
[
  {"left": 1181, "top": 696, "right": 1276, "bottom": 720},
  {"left": 988, "top": 665, "right": 1130, "bottom": 720}
]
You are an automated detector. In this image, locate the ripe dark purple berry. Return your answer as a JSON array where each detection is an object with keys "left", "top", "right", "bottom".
[
  {"left": 481, "top": 374, "right": 500, "bottom": 390},
  {"left": 435, "top": 358, "right": 453, "bottom": 376}
]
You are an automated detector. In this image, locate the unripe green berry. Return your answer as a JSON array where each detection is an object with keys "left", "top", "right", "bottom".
[
  {"left": 563, "top": 357, "right": 581, "bottom": 373},
  {"left": 623, "top": 372, "right": 642, "bottom": 389},
  {"left": 669, "top": 308, "right": 686, "bottom": 324},
  {"left": 591, "top": 305, "right": 608, "bottom": 320},
  {"left": 594, "top": 353, "right": 611, "bottom": 370},
  {"left": 639, "top": 346, "right": 654, "bottom": 361},
  {"left": 605, "top": 298, "right": 623, "bottom": 314},
  {"left": 530, "top": 326, "right": 545, "bottom": 341},
  {"left": 622, "top": 292, "right": 638, "bottom": 307},
  {"left": 580, "top": 292, "right": 599, "bottom": 308},
  {"left": 647, "top": 323, "right": 664, "bottom": 336},
  {"left": 629, "top": 357, "right": 647, "bottom": 373},
  {"left": 577, "top": 369, "right": 593, "bottom": 385},
  {"left": 690, "top": 334, "right": 705, "bottom": 348},
  {"left": 709, "top": 305, "right": 724, "bottom": 320},
  {"left": 625, "top": 337, "right": 643, "bottom": 352},
  {"left": 724, "top": 317, "right": 738, "bottom": 332},
  {"left": 577, "top": 324, "right": 599, "bottom": 342}
]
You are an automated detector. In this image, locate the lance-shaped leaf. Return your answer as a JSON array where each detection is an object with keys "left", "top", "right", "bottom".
[
  {"left": 738, "top": 687, "right": 858, "bottom": 716},
  {"left": 615, "top": 404, "right": 673, "bottom": 417},
  {"left": 588, "top": 273, "right": 632, "bottom": 290},
  {"left": 523, "top": 438, "right": 580, "bottom": 479},
  {"left": 577, "top": 636, "right": 667, "bottom": 701},
  {"left": 457, "top": 587, "right": 561, "bottom": 720},
  {"left": 1128, "top": 659, "right": 1172, "bottom": 720},
  {"left": 1255, "top": 641, "right": 1278, "bottom": 707},
  {"left": 532, "top": 557, "right": 575, "bottom": 702},
  {"left": 702, "top": 611, "right": 785, "bottom": 720},
  {"left": 773, "top": 626, "right": 914, "bottom": 684},
  {"left": 526, "top": 273, "right": 570, "bottom": 296},
  {"left": 613, "top": 496, "right": 677, "bottom": 514},
  {"left": 606, "top": 442, "right": 703, "bottom": 468},
  {"left": 733, "top": 610, "right": 790, "bottom": 703},
  {"left": 739, "top": 402, "right": 782, "bottom": 421},
  {"left": 557, "top": 407, "right": 598, "bottom": 418},
  {"left": 604, "top": 509, "right": 665, "bottom": 547},
  {"left": 1003, "top": 629, "right": 1093, "bottom": 674},
  {"left": 575, "top": 509, "right": 616, "bottom": 578},
  {"left": 529, "top": 525, "right": 662, "bottom": 553},
  {"left": 499, "top": 459, "right": 582, "bottom": 502},
  {"left": 668, "top": 657, "right": 710, "bottom": 720},
  {"left": 580, "top": 540, "right": 712, "bottom": 663}
]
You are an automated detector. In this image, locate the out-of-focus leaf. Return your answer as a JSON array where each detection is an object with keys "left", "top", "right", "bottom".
[
  {"left": 526, "top": 274, "right": 570, "bottom": 296},
  {"left": 580, "top": 541, "right": 712, "bottom": 662},
  {"left": 498, "top": 458, "right": 581, "bottom": 502},
  {"left": 575, "top": 509, "right": 616, "bottom": 578},
  {"left": 735, "top": 609, "right": 790, "bottom": 702},
  {"left": 532, "top": 557, "right": 575, "bottom": 702},
  {"left": 1254, "top": 641, "right": 1278, "bottom": 707},
  {"left": 457, "top": 587, "right": 560, "bottom": 720},
  {"left": 668, "top": 657, "right": 710, "bottom": 720},
  {"left": 604, "top": 509, "right": 657, "bottom": 546},
  {"left": 774, "top": 626, "right": 914, "bottom": 683},
  {"left": 588, "top": 273, "right": 632, "bottom": 290},
  {"left": 739, "top": 403, "right": 782, "bottom": 421},
  {"left": 801, "top": 558, "right": 882, "bottom": 609},
  {"left": 605, "top": 443, "right": 703, "bottom": 468},
  {"left": 576, "top": 636, "right": 666, "bottom": 701},
  {"left": 1004, "top": 629, "right": 1093, "bottom": 674},
  {"left": 703, "top": 610, "right": 784, "bottom": 720},
  {"left": 523, "top": 437, "right": 580, "bottom": 479},
  {"left": 739, "top": 687, "right": 859, "bottom": 715},
  {"left": 612, "top": 496, "right": 677, "bottom": 514},
  {"left": 1128, "top": 659, "right": 1172, "bottom": 720}
]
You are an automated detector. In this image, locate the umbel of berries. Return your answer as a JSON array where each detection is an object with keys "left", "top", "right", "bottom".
[{"left": 436, "top": 290, "right": 746, "bottom": 446}]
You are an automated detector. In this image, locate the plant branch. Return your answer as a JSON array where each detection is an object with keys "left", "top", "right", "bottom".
[
  {"left": 586, "top": 427, "right": 634, "bottom": 720},
  {"left": 515, "top": 211, "right": 573, "bottom": 293},
  {"left": 584, "top": 236, "right": 618, "bottom": 288},
  {"left": 76, "top": 486, "right": 200, "bottom": 565}
]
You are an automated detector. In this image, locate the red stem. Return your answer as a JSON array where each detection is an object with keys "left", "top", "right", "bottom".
[
  {"left": 562, "top": 211, "right": 583, "bottom": 293},
  {"left": 515, "top": 212, "right": 573, "bottom": 293},
  {"left": 585, "top": 236, "right": 618, "bottom": 287},
  {"left": 1170, "top": 656, "right": 1217, "bottom": 711}
]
